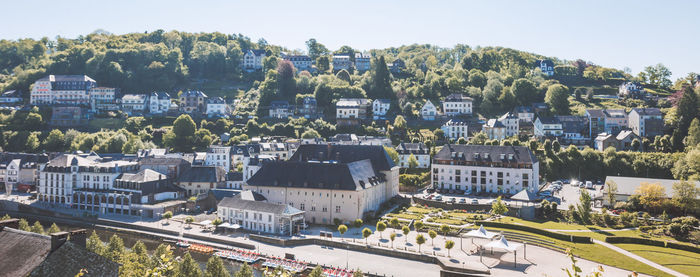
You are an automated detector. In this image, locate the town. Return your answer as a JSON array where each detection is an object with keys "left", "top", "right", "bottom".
[{"left": 1, "top": 9, "right": 700, "bottom": 277}]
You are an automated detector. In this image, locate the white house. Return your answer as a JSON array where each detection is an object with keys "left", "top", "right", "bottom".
[
  {"left": 372, "top": 99, "right": 390, "bottom": 120},
  {"left": 421, "top": 100, "right": 437, "bottom": 120},
  {"left": 442, "top": 93, "right": 473, "bottom": 116},
  {"left": 218, "top": 191, "right": 305, "bottom": 235},
  {"left": 89, "top": 87, "right": 118, "bottom": 113},
  {"left": 243, "top": 50, "right": 266, "bottom": 71},
  {"left": 121, "top": 94, "right": 147, "bottom": 115},
  {"left": 206, "top": 97, "right": 228, "bottom": 118},
  {"left": 441, "top": 119, "right": 469, "bottom": 140},
  {"left": 269, "top": 101, "right": 293, "bottom": 119},
  {"left": 431, "top": 145, "right": 539, "bottom": 194},
  {"left": 536, "top": 60, "right": 554, "bottom": 76},
  {"left": 498, "top": 112, "right": 519, "bottom": 138},
  {"left": 336, "top": 98, "right": 370, "bottom": 120},
  {"left": 483, "top": 119, "right": 506, "bottom": 140},
  {"left": 332, "top": 54, "right": 352, "bottom": 71},
  {"left": 204, "top": 145, "right": 231, "bottom": 172},
  {"left": 30, "top": 75, "right": 97, "bottom": 105},
  {"left": 513, "top": 106, "right": 535, "bottom": 123},
  {"left": 284, "top": 55, "right": 312, "bottom": 71},
  {"left": 148, "top": 92, "right": 171, "bottom": 114},
  {"left": 534, "top": 117, "right": 563, "bottom": 137},
  {"left": 396, "top": 142, "right": 430, "bottom": 168}
]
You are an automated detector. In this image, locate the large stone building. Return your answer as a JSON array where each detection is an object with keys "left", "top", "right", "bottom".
[
  {"left": 332, "top": 54, "right": 352, "bottom": 71},
  {"left": 442, "top": 93, "right": 473, "bottom": 116},
  {"left": 30, "top": 75, "right": 97, "bottom": 105},
  {"left": 243, "top": 144, "right": 399, "bottom": 224},
  {"left": 179, "top": 90, "right": 208, "bottom": 114},
  {"left": 431, "top": 145, "right": 539, "bottom": 195}
]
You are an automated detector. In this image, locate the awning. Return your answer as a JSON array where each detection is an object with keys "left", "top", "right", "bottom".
[
  {"left": 484, "top": 236, "right": 522, "bottom": 252},
  {"left": 511, "top": 189, "right": 538, "bottom": 202},
  {"left": 464, "top": 225, "right": 498, "bottom": 239}
]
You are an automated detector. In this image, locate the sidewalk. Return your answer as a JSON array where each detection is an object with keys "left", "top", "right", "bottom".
[{"left": 593, "top": 239, "right": 688, "bottom": 277}]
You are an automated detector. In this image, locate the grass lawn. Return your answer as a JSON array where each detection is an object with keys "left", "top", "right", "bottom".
[
  {"left": 569, "top": 97, "right": 627, "bottom": 116},
  {"left": 445, "top": 211, "right": 488, "bottom": 220},
  {"left": 385, "top": 213, "right": 423, "bottom": 221},
  {"left": 407, "top": 206, "right": 439, "bottom": 214},
  {"left": 616, "top": 243, "right": 700, "bottom": 277},
  {"left": 431, "top": 218, "right": 465, "bottom": 225},
  {"left": 500, "top": 216, "right": 600, "bottom": 231}
]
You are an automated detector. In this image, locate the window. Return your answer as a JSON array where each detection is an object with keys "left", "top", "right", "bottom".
[
  {"left": 300, "top": 203, "right": 305, "bottom": 210},
  {"left": 336, "top": 206, "right": 341, "bottom": 213}
]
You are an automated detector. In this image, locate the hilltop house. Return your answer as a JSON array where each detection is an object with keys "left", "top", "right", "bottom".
[
  {"left": 179, "top": 90, "right": 208, "bottom": 114},
  {"left": 498, "top": 112, "right": 519, "bottom": 138},
  {"left": 535, "top": 60, "right": 554, "bottom": 76},
  {"left": 89, "top": 87, "right": 119, "bottom": 113},
  {"left": 441, "top": 119, "right": 469, "bottom": 140},
  {"left": 298, "top": 96, "right": 318, "bottom": 119},
  {"left": 284, "top": 55, "right": 312, "bottom": 71},
  {"left": 269, "top": 101, "right": 292, "bottom": 119},
  {"left": 336, "top": 98, "right": 371, "bottom": 126},
  {"left": 355, "top": 52, "right": 371, "bottom": 72},
  {"left": 148, "top": 92, "right": 171, "bottom": 114},
  {"left": 534, "top": 117, "right": 563, "bottom": 138},
  {"left": 442, "top": 93, "right": 473, "bottom": 116},
  {"left": 619, "top": 82, "right": 646, "bottom": 98},
  {"left": 388, "top": 58, "right": 406, "bottom": 74},
  {"left": 483, "top": 119, "right": 506, "bottom": 140},
  {"left": 332, "top": 54, "right": 352, "bottom": 71},
  {"left": 30, "top": 75, "right": 97, "bottom": 105},
  {"left": 372, "top": 99, "right": 390, "bottom": 120},
  {"left": 243, "top": 49, "right": 266, "bottom": 71},
  {"left": 121, "top": 94, "right": 147, "bottom": 115},
  {"left": 421, "top": 100, "right": 437, "bottom": 120},
  {"left": 206, "top": 97, "right": 228, "bottom": 118}
]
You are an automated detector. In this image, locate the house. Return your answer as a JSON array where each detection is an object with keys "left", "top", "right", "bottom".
[
  {"left": 603, "top": 109, "right": 628, "bottom": 134},
  {"left": 206, "top": 97, "right": 228, "bottom": 118},
  {"left": 498, "top": 112, "right": 519, "bottom": 138},
  {"left": 269, "top": 100, "right": 293, "bottom": 119},
  {"left": 441, "top": 119, "right": 469, "bottom": 140},
  {"left": 232, "top": 144, "right": 261, "bottom": 165},
  {"left": 355, "top": 52, "right": 371, "bottom": 72},
  {"left": 442, "top": 93, "right": 474, "bottom": 116},
  {"left": 204, "top": 145, "right": 231, "bottom": 172},
  {"left": 556, "top": 115, "right": 589, "bottom": 141},
  {"left": 421, "top": 100, "right": 437, "bottom": 120},
  {"left": 218, "top": 191, "right": 305, "bottom": 235},
  {"left": 224, "top": 172, "right": 244, "bottom": 189},
  {"left": 50, "top": 106, "right": 86, "bottom": 127},
  {"left": 618, "top": 82, "right": 646, "bottom": 98},
  {"left": 137, "top": 157, "right": 191, "bottom": 180},
  {"left": 396, "top": 142, "right": 430, "bottom": 168},
  {"left": 483, "top": 119, "right": 506, "bottom": 140},
  {"left": 175, "top": 166, "right": 226, "bottom": 196},
  {"left": 585, "top": 109, "right": 606, "bottom": 139},
  {"left": 628, "top": 108, "right": 664, "bottom": 137},
  {"left": 513, "top": 106, "right": 535, "bottom": 122},
  {"left": 243, "top": 49, "right": 266, "bottom": 71},
  {"left": 388, "top": 58, "right": 406, "bottom": 74},
  {"left": 0, "top": 221, "right": 120, "bottom": 277},
  {"left": 121, "top": 94, "right": 147, "bottom": 115},
  {"left": 534, "top": 116, "right": 563, "bottom": 137},
  {"left": 328, "top": 134, "right": 392, "bottom": 147},
  {"left": 372, "top": 99, "right": 390, "bottom": 120},
  {"left": 332, "top": 54, "right": 352, "bottom": 71},
  {"left": 242, "top": 155, "right": 276, "bottom": 182},
  {"left": 431, "top": 145, "right": 540, "bottom": 194},
  {"left": 336, "top": 98, "right": 371, "bottom": 126},
  {"left": 599, "top": 176, "right": 700, "bottom": 206},
  {"left": 0, "top": 90, "right": 23, "bottom": 105},
  {"left": 284, "top": 55, "right": 312, "bottom": 71},
  {"left": 0, "top": 153, "right": 48, "bottom": 192},
  {"left": 535, "top": 59, "right": 554, "bottom": 76},
  {"left": 594, "top": 130, "right": 640, "bottom": 151},
  {"left": 243, "top": 144, "right": 399, "bottom": 224},
  {"left": 594, "top": 133, "right": 618, "bottom": 151},
  {"left": 88, "top": 87, "right": 119, "bottom": 113},
  {"left": 298, "top": 96, "right": 318, "bottom": 119},
  {"left": 30, "top": 75, "right": 97, "bottom": 105},
  {"left": 616, "top": 130, "right": 640, "bottom": 151},
  {"left": 179, "top": 90, "right": 208, "bottom": 114},
  {"left": 148, "top": 92, "right": 171, "bottom": 114},
  {"left": 519, "top": 121, "right": 534, "bottom": 137},
  {"left": 111, "top": 169, "right": 184, "bottom": 217}
]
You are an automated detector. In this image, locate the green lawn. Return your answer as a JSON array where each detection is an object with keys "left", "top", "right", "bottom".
[
  {"left": 385, "top": 213, "right": 423, "bottom": 221},
  {"left": 616, "top": 243, "right": 700, "bottom": 277},
  {"left": 431, "top": 218, "right": 465, "bottom": 225},
  {"left": 569, "top": 97, "right": 627, "bottom": 116},
  {"left": 501, "top": 216, "right": 601, "bottom": 231},
  {"left": 407, "top": 206, "right": 439, "bottom": 214}
]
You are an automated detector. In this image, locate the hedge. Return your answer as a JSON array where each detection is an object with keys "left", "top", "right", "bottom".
[
  {"left": 605, "top": 236, "right": 700, "bottom": 254},
  {"left": 475, "top": 221, "right": 592, "bottom": 243},
  {"left": 666, "top": 241, "right": 700, "bottom": 254}
]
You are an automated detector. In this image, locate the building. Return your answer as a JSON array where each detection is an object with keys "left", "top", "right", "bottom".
[
  {"left": 259, "top": 142, "right": 292, "bottom": 160},
  {"left": 421, "top": 100, "right": 437, "bottom": 120},
  {"left": 242, "top": 155, "right": 276, "bottom": 182},
  {"left": 441, "top": 119, "right": 469, "bottom": 140},
  {"left": 218, "top": 191, "right": 305, "bottom": 235},
  {"left": 204, "top": 145, "right": 231, "bottom": 172},
  {"left": 336, "top": 98, "right": 371, "bottom": 126},
  {"left": 179, "top": 90, "right": 208, "bottom": 114},
  {"left": 442, "top": 93, "right": 473, "bottom": 116},
  {"left": 30, "top": 75, "right": 97, "bottom": 105},
  {"left": 284, "top": 55, "right": 312, "bottom": 71},
  {"left": 431, "top": 145, "right": 540, "bottom": 194},
  {"left": 175, "top": 166, "right": 226, "bottom": 196},
  {"left": 88, "top": 87, "right": 119, "bottom": 113},
  {"left": 585, "top": 109, "right": 606, "bottom": 139},
  {"left": 482, "top": 119, "right": 506, "bottom": 140},
  {"left": 328, "top": 134, "right": 392, "bottom": 147},
  {"left": 121, "top": 94, "right": 147, "bottom": 115},
  {"left": 0, "top": 153, "right": 48, "bottom": 193},
  {"left": 332, "top": 54, "right": 352, "bottom": 71},
  {"left": 603, "top": 109, "right": 628, "bottom": 134},
  {"left": 534, "top": 117, "right": 563, "bottom": 137},
  {"left": 599, "top": 176, "right": 700, "bottom": 206},
  {"left": 396, "top": 142, "right": 430, "bottom": 168},
  {"left": 243, "top": 49, "right": 266, "bottom": 71},
  {"left": 232, "top": 144, "right": 262, "bottom": 165},
  {"left": 0, "top": 90, "right": 23, "bottom": 105},
  {"left": 354, "top": 52, "right": 371, "bottom": 72},
  {"left": 298, "top": 96, "right": 318, "bottom": 119},
  {"left": 619, "top": 82, "right": 646, "bottom": 98},
  {"left": 498, "top": 112, "right": 519, "bottom": 138},
  {"left": 244, "top": 144, "right": 399, "bottom": 224},
  {"left": 594, "top": 133, "right": 618, "bottom": 151},
  {"left": 0, "top": 222, "right": 120, "bottom": 277},
  {"left": 513, "top": 106, "right": 535, "bottom": 122},
  {"left": 225, "top": 172, "right": 244, "bottom": 189},
  {"left": 372, "top": 99, "right": 390, "bottom": 120},
  {"left": 388, "top": 58, "right": 406, "bottom": 74},
  {"left": 557, "top": 115, "right": 589, "bottom": 141},
  {"left": 111, "top": 169, "right": 184, "bottom": 217},
  {"left": 535, "top": 59, "right": 554, "bottom": 76},
  {"left": 148, "top": 92, "right": 171, "bottom": 114},
  {"left": 594, "top": 130, "right": 640, "bottom": 151},
  {"left": 138, "top": 157, "right": 190, "bottom": 180},
  {"left": 519, "top": 121, "right": 534, "bottom": 137},
  {"left": 206, "top": 97, "right": 228, "bottom": 118},
  {"left": 50, "top": 106, "right": 86, "bottom": 127},
  {"left": 628, "top": 108, "right": 664, "bottom": 137},
  {"left": 269, "top": 100, "right": 293, "bottom": 119}
]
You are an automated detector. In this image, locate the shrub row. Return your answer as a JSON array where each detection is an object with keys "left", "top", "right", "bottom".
[
  {"left": 605, "top": 236, "right": 700, "bottom": 254},
  {"left": 475, "top": 221, "right": 592, "bottom": 243}
]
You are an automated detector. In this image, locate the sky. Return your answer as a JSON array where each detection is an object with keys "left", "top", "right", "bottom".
[{"left": 2, "top": 0, "right": 699, "bottom": 79}]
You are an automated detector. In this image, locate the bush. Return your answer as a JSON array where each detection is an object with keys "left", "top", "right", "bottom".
[
  {"left": 666, "top": 241, "right": 700, "bottom": 254},
  {"left": 673, "top": 216, "right": 699, "bottom": 227},
  {"left": 604, "top": 236, "right": 666, "bottom": 247}
]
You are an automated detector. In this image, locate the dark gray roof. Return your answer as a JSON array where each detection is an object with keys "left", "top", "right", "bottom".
[
  {"left": 586, "top": 109, "right": 605, "bottom": 118},
  {"left": 556, "top": 116, "right": 587, "bottom": 134},
  {"left": 289, "top": 144, "right": 395, "bottom": 171},
  {"left": 444, "top": 93, "right": 473, "bottom": 102},
  {"left": 434, "top": 145, "right": 537, "bottom": 164},
  {"left": 396, "top": 142, "right": 428, "bottom": 155},
  {"left": 29, "top": 241, "right": 119, "bottom": 277},
  {"left": 249, "top": 49, "right": 266, "bottom": 56},
  {"left": 181, "top": 90, "right": 207, "bottom": 98},
  {"left": 219, "top": 193, "right": 301, "bottom": 215},
  {"left": 207, "top": 97, "right": 226, "bottom": 104},
  {"left": 209, "top": 189, "right": 241, "bottom": 201},
  {"left": 117, "top": 169, "right": 166, "bottom": 182},
  {"left": 0, "top": 228, "right": 51, "bottom": 277},
  {"left": 178, "top": 166, "right": 225, "bottom": 183},
  {"left": 227, "top": 171, "right": 243, "bottom": 181},
  {"left": 246, "top": 160, "right": 384, "bottom": 191},
  {"left": 138, "top": 157, "right": 189, "bottom": 166},
  {"left": 631, "top": 108, "right": 662, "bottom": 116},
  {"left": 233, "top": 144, "right": 261, "bottom": 157},
  {"left": 514, "top": 106, "right": 533, "bottom": 113},
  {"left": 537, "top": 117, "right": 560, "bottom": 125},
  {"left": 485, "top": 119, "right": 505, "bottom": 128}
]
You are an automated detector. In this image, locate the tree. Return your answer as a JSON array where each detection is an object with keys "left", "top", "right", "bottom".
[
  {"left": 545, "top": 84, "right": 570, "bottom": 115},
  {"left": 25, "top": 133, "right": 40, "bottom": 153},
  {"left": 672, "top": 181, "right": 699, "bottom": 214},
  {"left": 305, "top": 38, "right": 328, "bottom": 60},
  {"left": 43, "top": 129, "right": 65, "bottom": 152},
  {"left": 235, "top": 263, "right": 254, "bottom": 277},
  {"left": 353, "top": 219, "right": 363, "bottom": 229},
  {"left": 178, "top": 252, "right": 203, "bottom": 277},
  {"left": 185, "top": 216, "right": 194, "bottom": 227},
  {"left": 389, "top": 218, "right": 399, "bottom": 229},
  {"left": 634, "top": 182, "right": 666, "bottom": 211},
  {"left": 151, "top": 244, "right": 177, "bottom": 276},
  {"left": 440, "top": 224, "right": 450, "bottom": 236},
  {"left": 308, "top": 266, "right": 324, "bottom": 277},
  {"left": 414, "top": 221, "right": 424, "bottom": 232},
  {"left": 510, "top": 78, "right": 538, "bottom": 105},
  {"left": 407, "top": 154, "right": 419, "bottom": 169},
  {"left": 301, "top": 129, "right": 321, "bottom": 139},
  {"left": 605, "top": 180, "right": 618, "bottom": 207},
  {"left": 491, "top": 196, "right": 509, "bottom": 218},
  {"left": 353, "top": 270, "right": 364, "bottom": 277},
  {"left": 577, "top": 189, "right": 592, "bottom": 224},
  {"left": 416, "top": 234, "right": 426, "bottom": 252},
  {"left": 362, "top": 227, "right": 372, "bottom": 244},
  {"left": 30, "top": 221, "right": 44, "bottom": 234},
  {"left": 390, "top": 232, "right": 396, "bottom": 248},
  {"left": 17, "top": 218, "right": 30, "bottom": 232},
  {"left": 445, "top": 240, "right": 455, "bottom": 257},
  {"left": 1, "top": 214, "right": 9, "bottom": 220},
  {"left": 673, "top": 85, "right": 699, "bottom": 151},
  {"left": 47, "top": 223, "right": 61, "bottom": 234},
  {"left": 428, "top": 230, "right": 437, "bottom": 246},
  {"left": 204, "top": 255, "right": 230, "bottom": 277},
  {"left": 162, "top": 211, "right": 173, "bottom": 223},
  {"left": 384, "top": 146, "right": 399, "bottom": 165},
  {"left": 376, "top": 221, "right": 387, "bottom": 239},
  {"left": 402, "top": 225, "right": 410, "bottom": 243},
  {"left": 277, "top": 59, "right": 296, "bottom": 99},
  {"left": 338, "top": 224, "right": 348, "bottom": 239},
  {"left": 685, "top": 118, "right": 700, "bottom": 147},
  {"left": 369, "top": 56, "right": 393, "bottom": 99},
  {"left": 393, "top": 115, "right": 407, "bottom": 131},
  {"left": 87, "top": 230, "right": 105, "bottom": 255},
  {"left": 106, "top": 234, "right": 125, "bottom": 262},
  {"left": 641, "top": 63, "right": 672, "bottom": 89},
  {"left": 316, "top": 56, "right": 330, "bottom": 72},
  {"left": 164, "top": 114, "right": 196, "bottom": 152}
]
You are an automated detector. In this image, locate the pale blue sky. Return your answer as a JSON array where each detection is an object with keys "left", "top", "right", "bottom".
[{"left": 2, "top": 0, "right": 698, "bottom": 79}]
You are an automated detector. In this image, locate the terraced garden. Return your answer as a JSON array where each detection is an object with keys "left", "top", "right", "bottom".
[{"left": 616, "top": 243, "right": 700, "bottom": 277}]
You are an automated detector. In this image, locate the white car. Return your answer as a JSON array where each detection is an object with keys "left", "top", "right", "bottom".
[
  {"left": 585, "top": 181, "right": 593, "bottom": 189},
  {"left": 434, "top": 195, "right": 443, "bottom": 201}
]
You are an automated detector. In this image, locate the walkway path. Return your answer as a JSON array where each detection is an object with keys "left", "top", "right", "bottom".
[{"left": 592, "top": 239, "right": 688, "bottom": 277}]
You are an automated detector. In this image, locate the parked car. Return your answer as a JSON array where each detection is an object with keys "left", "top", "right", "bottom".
[
  {"left": 448, "top": 197, "right": 456, "bottom": 203},
  {"left": 471, "top": 199, "right": 479, "bottom": 204},
  {"left": 586, "top": 181, "right": 593, "bottom": 189},
  {"left": 434, "top": 195, "right": 443, "bottom": 201},
  {"left": 571, "top": 180, "right": 580, "bottom": 187},
  {"left": 540, "top": 190, "right": 552, "bottom": 196},
  {"left": 458, "top": 198, "right": 466, "bottom": 204}
]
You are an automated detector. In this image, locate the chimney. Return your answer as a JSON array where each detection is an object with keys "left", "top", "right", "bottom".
[
  {"left": 50, "top": 231, "right": 70, "bottom": 252},
  {"left": 0, "top": 218, "right": 20, "bottom": 230},
  {"left": 69, "top": 229, "right": 87, "bottom": 248}
]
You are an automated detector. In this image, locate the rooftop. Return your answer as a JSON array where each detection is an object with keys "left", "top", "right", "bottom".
[{"left": 434, "top": 145, "right": 537, "bottom": 164}]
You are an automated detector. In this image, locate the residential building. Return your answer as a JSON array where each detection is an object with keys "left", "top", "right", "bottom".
[
  {"left": 111, "top": 169, "right": 184, "bottom": 217},
  {"left": 328, "top": 134, "right": 392, "bottom": 147},
  {"left": 388, "top": 58, "right": 406, "bottom": 74},
  {"left": 531, "top": 102, "right": 549, "bottom": 114},
  {"left": 175, "top": 166, "right": 226, "bottom": 196},
  {"left": 243, "top": 49, "right": 266, "bottom": 71},
  {"left": 441, "top": 119, "right": 469, "bottom": 140},
  {"left": 284, "top": 55, "right": 312, "bottom": 71},
  {"left": 519, "top": 121, "right": 535, "bottom": 137},
  {"left": 594, "top": 133, "right": 618, "bottom": 151},
  {"left": 218, "top": 191, "right": 305, "bottom": 235},
  {"left": 336, "top": 98, "right": 371, "bottom": 126},
  {"left": 628, "top": 108, "right": 664, "bottom": 137},
  {"left": 600, "top": 176, "right": 699, "bottom": 206},
  {"left": 121, "top": 94, "right": 147, "bottom": 115},
  {"left": 354, "top": 52, "right": 371, "bottom": 72},
  {"left": 148, "top": 92, "right": 171, "bottom": 114},
  {"left": 442, "top": 93, "right": 474, "bottom": 116},
  {"left": 603, "top": 109, "right": 628, "bottom": 134},
  {"left": 88, "top": 87, "right": 118, "bottom": 113},
  {"left": 431, "top": 145, "right": 540, "bottom": 194},
  {"left": 179, "top": 90, "right": 208, "bottom": 114},
  {"left": 594, "top": 130, "right": 640, "bottom": 151},
  {"left": 30, "top": 75, "right": 96, "bottom": 105},
  {"left": 137, "top": 157, "right": 190, "bottom": 180},
  {"left": 259, "top": 142, "right": 291, "bottom": 160},
  {"left": 50, "top": 106, "right": 86, "bottom": 127},
  {"left": 513, "top": 106, "right": 535, "bottom": 122},
  {"left": 483, "top": 119, "right": 506, "bottom": 140},
  {"left": 535, "top": 59, "right": 554, "bottom": 76},
  {"left": 616, "top": 130, "right": 640, "bottom": 151},
  {"left": 232, "top": 144, "right": 261, "bottom": 165},
  {"left": 206, "top": 97, "right": 228, "bottom": 118},
  {"left": 243, "top": 144, "right": 399, "bottom": 224},
  {"left": 618, "top": 82, "right": 645, "bottom": 98},
  {"left": 332, "top": 54, "right": 352, "bottom": 71},
  {"left": 396, "top": 142, "right": 430, "bottom": 168},
  {"left": 298, "top": 96, "right": 318, "bottom": 119},
  {"left": 269, "top": 100, "right": 293, "bottom": 119},
  {"left": 498, "top": 112, "right": 519, "bottom": 137},
  {"left": 556, "top": 115, "right": 589, "bottom": 141},
  {"left": 585, "top": 109, "right": 606, "bottom": 139},
  {"left": 242, "top": 155, "right": 276, "bottom": 182},
  {"left": 0, "top": 90, "right": 23, "bottom": 105},
  {"left": 421, "top": 100, "right": 437, "bottom": 120},
  {"left": 372, "top": 99, "right": 390, "bottom": 120},
  {"left": 534, "top": 117, "right": 563, "bottom": 137},
  {"left": 204, "top": 145, "right": 231, "bottom": 172},
  {"left": 225, "top": 172, "right": 244, "bottom": 189},
  {"left": 0, "top": 153, "right": 48, "bottom": 192}
]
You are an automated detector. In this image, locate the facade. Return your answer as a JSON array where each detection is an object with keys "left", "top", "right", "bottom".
[
  {"left": 396, "top": 142, "right": 430, "bottom": 168},
  {"left": 603, "top": 109, "right": 628, "bottom": 134},
  {"left": 30, "top": 75, "right": 97, "bottom": 105},
  {"left": 431, "top": 145, "right": 540, "bottom": 194},
  {"left": 175, "top": 166, "right": 226, "bottom": 196},
  {"left": 336, "top": 98, "right": 370, "bottom": 125},
  {"left": 594, "top": 133, "right": 618, "bottom": 151},
  {"left": 218, "top": 191, "right": 305, "bottom": 235},
  {"left": 594, "top": 130, "right": 640, "bottom": 151},
  {"left": 332, "top": 54, "right": 352, "bottom": 71},
  {"left": 0, "top": 153, "right": 48, "bottom": 193},
  {"left": 372, "top": 99, "right": 390, "bottom": 120},
  {"left": 206, "top": 97, "right": 228, "bottom": 118},
  {"left": 618, "top": 82, "right": 645, "bottom": 98},
  {"left": 0, "top": 90, "right": 23, "bottom": 105},
  {"left": 421, "top": 100, "right": 437, "bottom": 120},
  {"left": 243, "top": 144, "right": 399, "bottom": 224},
  {"left": 535, "top": 59, "right": 554, "bottom": 76},
  {"left": 148, "top": 92, "right": 171, "bottom": 114},
  {"left": 89, "top": 87, "right": 119, "bottom": 113},
  {"left": 50, "top": 106, "right": 86, "bottom": 127},
  {"left": 354, "top": 52, "right": 371, "bottom": 72},
  {"left": 284, "top": 55, "right": 312, "bottom": 71},
  {"left": 269, "top": 101, "right": 293, "bottom": 119},
  {"left": 442, "top": 93, "right": 473, "bottom": 116},
  {"left": 628, "top": 108, "right": 664, "bottom": 137},
  {"left": 204, "top": 145, "right": 231, "bottom": 172},
  {"left": 557, "top": 115, "right": 589, "bottom": 142},
  {"left": 179, "top": 90, "right": 208, "bottom": 114},
  {"left": 441, "top": 119, "right": 469, "bottom": 140},
  {"left": 513, "top": 106, "right": 535, "bottom": 122},
  {"left": 534, "top": 117, "right": 563, "bottom": 137},
  {"left": 243, "top": 49, "right": 266, "bottom": 71},
  {"left": 242, "top": 155, "right": 276, "bottom": 182},
  {"left": 483, "top": 119, "right": 506, "bottom": 140},
  {"left": 498, "top": 112, "right": 519, "bottom": 137},
  {"left": 298, "top": 96, "right": 318, "bottom": 119},
  {"left": 585, "top": 109, "right": 606, "bottom": 139},
  {"left": 121, "top": 94, "right": 147, "bottom": 115},
  {"left": 328, "top": 134, "right": 392, "bottom": 147}
]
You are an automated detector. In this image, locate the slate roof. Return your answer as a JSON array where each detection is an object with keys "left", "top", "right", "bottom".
[
  {"left": 227, "top": 171, "right": 243, "bottom": 182},
  {"left": 586, "top": 109, "right": 605, "bottom": 118},
  {"left": 181, "top": 90, "right": 208, "bottom": 98},
  {"left": 238, "top": 190, "right": 267, "bottom": 201},
  {"left": 270, "top": 100, "right": 289, "bottom": 107},
  {"left": 246, "top": 160, "right": 384, "bottom": 191},
  {"left": 396, "top": 142, "right": 428, "bottom": 155},
  {"left": 37, "top": 75, "right": 96, "bottom": 83},
  {"left": 0, "top": 228, "right": 52, "bottom": 277},
  {"left": 29, "top": 241, "right": 119, "bottom": 277},
  {"left": 209, "top": 189, "right": 240, "bottom": 201},
  {"left": 248, "top": 49, "right": 266, "bottom": 56},
  {"left": 177, "top": 166, "right": 225, "bottom": 183},
  {"left": 537, "top": 117, "right": 561, "bottom": 125},
  {"left": 46, "top": 154, "right": 94, "bottom": 167},
  {"left": 556, "top": 115, "right": 588, "bottom": 134},
  {"left": 207, "top": 97, "right": 226, "bottom": 104},
  {"left": 219, "top": 192, "right": 302, "bottom": 215},
  {"left": 485, "top": 119, "right": 505, "bottom": 128},
  {"left": 434, "top": 145, "right": 538, "bottom": 164},
  {"left": 233, "top": 144, "right": 261, "bottom": 157},
  {"left": 289, "top": 144, "right": 395, "bottom": 171},
  {"left": 117, "top": 169, "right": 166, "bottom": 182},
  {"left": 443, "top": 119, "right": 468, "bottom": 126},
  {"left": 443, "top": 93, "right": 474, "bottom": 102}
]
